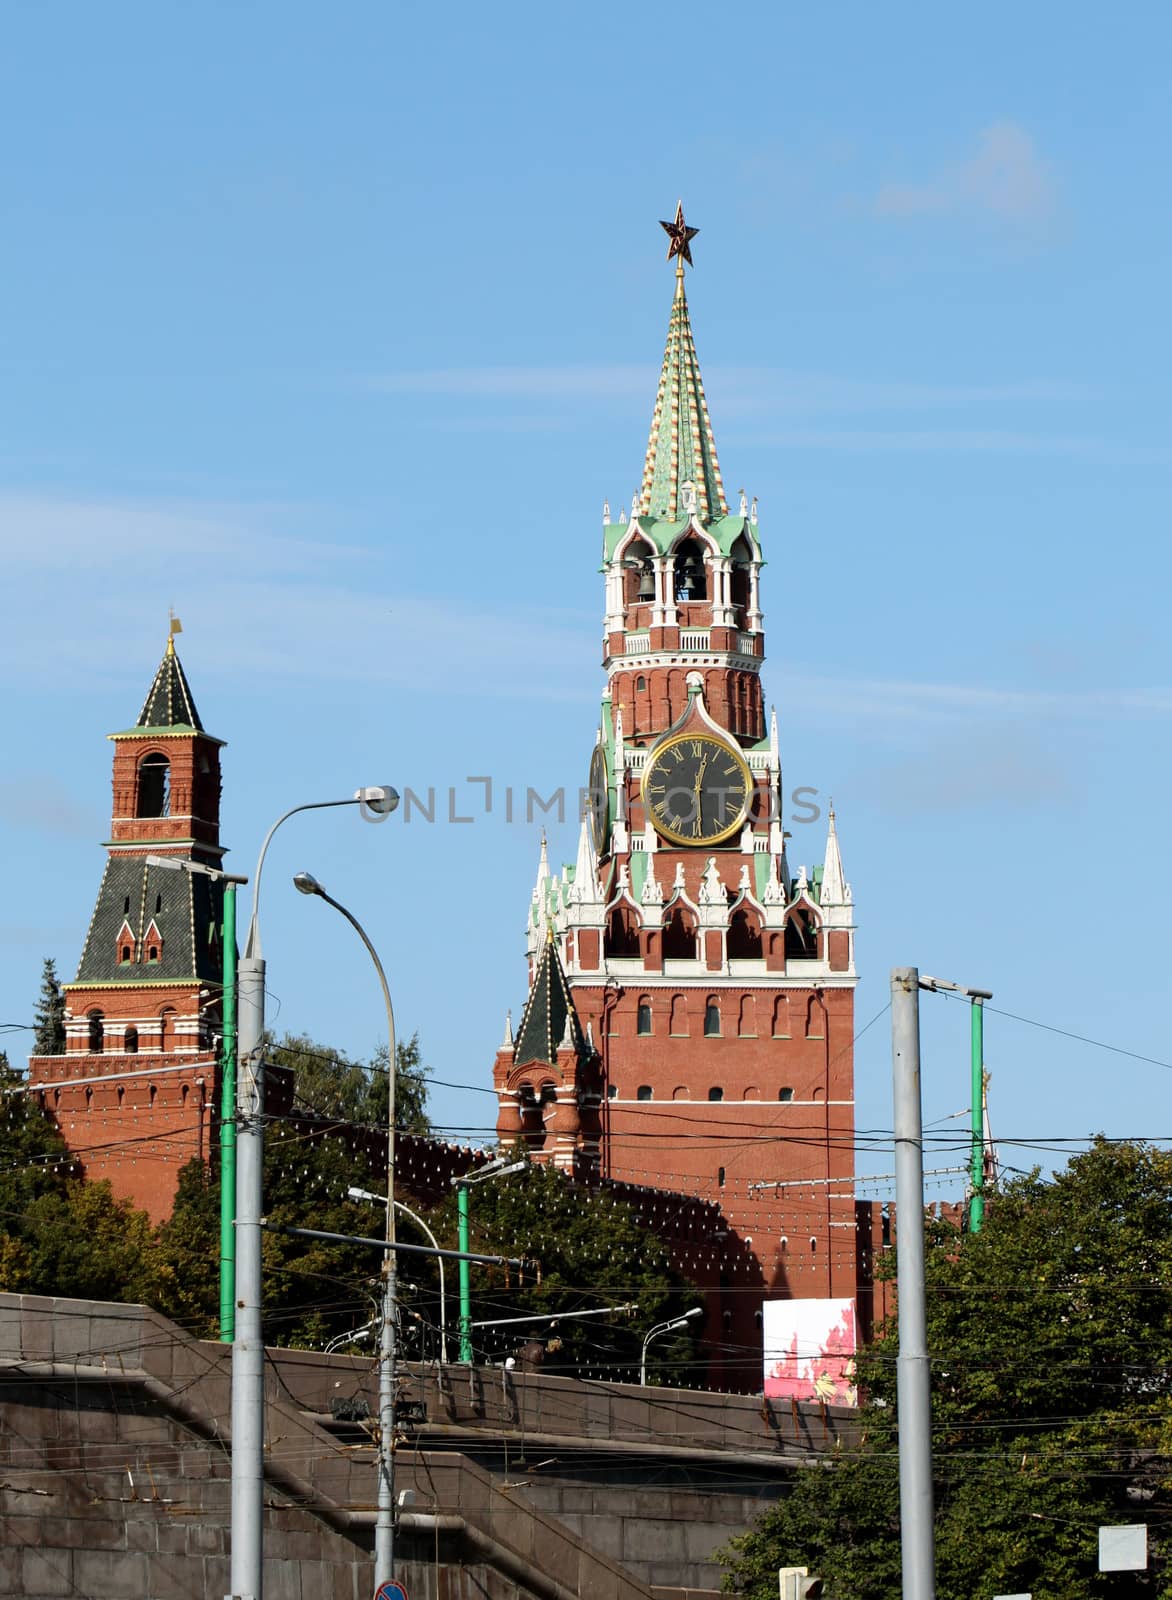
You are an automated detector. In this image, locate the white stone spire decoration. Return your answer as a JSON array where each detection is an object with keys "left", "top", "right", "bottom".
[
  {"left": 603, "top": 500, "right": 611, "bottom": 525},
  {"left": 502, "top": 1009, "right": 514, "bottom": 1047},
  {"left": 640, "top": 854, "right": 663, "bottom": 905},
  {"left": 820, "top": 803, "right": 849, "bottom": 906},
  {"left": 570, "top": 813, "right": 600, "bottom": 905}
]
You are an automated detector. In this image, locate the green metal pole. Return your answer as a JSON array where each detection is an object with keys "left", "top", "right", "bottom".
[
  {"left": 969, "top": 999, "right": 985, "bottom": 1234},
  {"left": 219, "top": 883, "right": 238, "bottom": 1340},
  {"left": 457, "top": 1183, "right": 473, "bottom": 1362}
]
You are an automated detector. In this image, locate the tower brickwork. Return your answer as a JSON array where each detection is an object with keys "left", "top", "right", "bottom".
[
  {"left": 495, "top": 237, "right": 860, "bottom": 1386},
  {"left": 29, "top": 637, "right": 227, "bottom": 1222}
]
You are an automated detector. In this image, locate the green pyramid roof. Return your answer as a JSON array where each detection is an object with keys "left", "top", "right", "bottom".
[
  {"left": 135, "top": 638, "right": 204, "bottom": 732},
  {"left": 639, "top": 267, "right": 727, "bottom": 523},
  {"left": 513, "top": 932, "right": 589, "bottom": 1070}
]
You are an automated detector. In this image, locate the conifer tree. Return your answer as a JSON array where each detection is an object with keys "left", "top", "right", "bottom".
[{"left": 32, "top": 957, "right": 66, "bottom": 1055}]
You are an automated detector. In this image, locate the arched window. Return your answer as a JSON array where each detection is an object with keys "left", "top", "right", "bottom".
[
  {"left": 159, "top": 1008, "right": 175, "bottom": 1052},
  {"left": 120, "top": 944, "right": 133, "bottom": 964},
  {"left": 137, "top": 752, "right": 171, "bottom": 818},
  {"left": 730, "top": 534, "right": 752, "bottom": 618},
  {"left": 635, "top": 675, "right": 647, "bottom": 692},
  {"left": 778, "top": 1086, "right": 794, "bottom": 1103},
  {"left": 772, "top": 995, "right": 791, "bottom": 1038},
  {"left": 124, "top": 1027, "right": 138, "bottom": 1054},
  {"left": 737, "top": 995, "right": 757, "bottom": 1038},
  {"left": 87, "top": 1010, "right": 104, "bottom": 1053},
  {"left": 673, "top": 537, "right": 707, "bottom": 601},
  {"left": 669, "top": 995, "right": 689, "bottom": 1036},
  {"left": 636, "top": 999, "right": 652, "bottom": 1035},
  {"left": 718, "top": 1166, "right": 726, "bottom": 1187},
  {"left": 147, "top": 944, "right": 159, "bottom": 963},
  {"left": 727, "top": 909, "right": 762, "bottom": 960},
  {"left": 704, "top": 1000, "right": 721, "bottom": 1037},
  {"left": 636, "top": 1085, "right": 653, "bottom": 1102},
  {"left": 672, "top": 1085, "right": 690, "bottom": 1100},
  {"left": 708, "top": 1086, "right": 724, "bottom": 1102},
  {"left": 604, "top": 906, "right": 641, "bottom": 959}
]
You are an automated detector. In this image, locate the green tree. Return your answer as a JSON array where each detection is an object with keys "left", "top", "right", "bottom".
[
  {"left": 32, "top": 958, "right": 66, "bottom": 1055},
  {"left": 435, "top": 1156, "right": 700, "bottom": 1381},
  {"left": 720, "top": 1139, "right": 1172, "bottom": 1599}
]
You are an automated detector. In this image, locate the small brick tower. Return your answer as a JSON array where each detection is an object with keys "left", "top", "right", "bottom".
[
  {"left": 29, "top": 631, "right": 227, "bottom": 1221},
  {"left": 495, "top": 216, "right": 861, "bottom": 1383}
]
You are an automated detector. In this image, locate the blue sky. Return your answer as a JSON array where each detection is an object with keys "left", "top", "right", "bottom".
[{"left": 2, "top": 2, "right": 1170, "bottom": 1193}]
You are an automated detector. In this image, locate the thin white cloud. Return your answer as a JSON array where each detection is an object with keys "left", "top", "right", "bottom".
[{"left": 875, "top": 122, "right": 1059, "bottom": 229}]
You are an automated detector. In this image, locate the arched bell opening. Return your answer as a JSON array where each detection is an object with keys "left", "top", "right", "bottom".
[
  {"left": 137, "top": 752, "right": 171, "bottom": 818},
  {"left": 727, "top": 908, "right": 762, "bottom": 960},
  {"left": 604, "top": 906, "right": 641, "bottom": 959},
  {"left": 784, "top": 908, "right": 821, "bottom": 961},
  {"left": 729, "top": 533, "right": 753, "bottom": 623},
  {"left": 622, "top": 536, "right": 656, "bottom": 607},
  {"left": 673, "top": 537, "right": 708, "bottom": 602},
  {"left": 662, "top": 905, "right": 697, "bottom": 960},
  {"left": 87, "top": 1010, "right": 105, "bottom": 1054}
]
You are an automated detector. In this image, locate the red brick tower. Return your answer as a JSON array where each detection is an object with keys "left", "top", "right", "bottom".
[
  {"left": 29, "top": 633, "right": 227, "bottom": 1221},
  {"left": 495, "top": 222, "right": 859, "bottom": 1382}
]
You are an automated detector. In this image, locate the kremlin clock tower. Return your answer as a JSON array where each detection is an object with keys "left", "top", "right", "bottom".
[{"left": 495, "top": 210, "right": 863, "bottom": 1378}]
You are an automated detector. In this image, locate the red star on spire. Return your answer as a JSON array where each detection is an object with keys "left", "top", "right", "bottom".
[{"left": 659, "top": 201, "right": 699, "bottom": 268}]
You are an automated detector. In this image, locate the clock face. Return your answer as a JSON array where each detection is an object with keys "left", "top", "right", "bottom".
[
  {"left": 641, "top": 733, "right": 753, "bottom": 846},
  {"left": 587, "top": 744, "right": 610, "bottom": 854}
]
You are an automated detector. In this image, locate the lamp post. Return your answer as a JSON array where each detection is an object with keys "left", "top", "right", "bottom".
[
  {"left": 144, "top": 855, "right": 247, "bottom": 1342},
  {"left": 640, "top": 1307, "right": 703, "bottom": 1386},
  {"left": 229, "top": 786, "right": 397, "bottom": 1600},
  {"left": 450, "top": 1156, "right": 527, "bottom": 1363},
  {"left": 348, "top": 1186, "right": 449, "bottom": 1364},
  {"left": 294, "top": 871, "right": 399, "bottom": 1590}
]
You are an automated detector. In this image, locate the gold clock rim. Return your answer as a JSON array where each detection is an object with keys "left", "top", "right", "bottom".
[
  {"left": 640, "top": 730, "right": 754, "bottom": 848},
  {"left": 587, "top": 744, "right": 610, "bottom": 854}
]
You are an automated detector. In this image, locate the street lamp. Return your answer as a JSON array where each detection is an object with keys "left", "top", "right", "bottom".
[
  {"left": 450, "top": 1156, "right": 527, "bottom": 1363},
  {"left": 348, "top": 1186, "right": 450, "bottom": 1364},
  {"left": 294, "top": 871, "right": 399, "bottom": 1591},
  {"left": 229, "top": 788, "right": 396, "bottom": 1600},
  {"left": 144, "top": 854, "right": 248, "bottom": 1343},
  {"left": 640, "top": 1307, "right": 703, "bottom": 1386}
]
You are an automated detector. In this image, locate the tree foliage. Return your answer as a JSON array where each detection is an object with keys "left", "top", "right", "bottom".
[
  {"left": 720, "top": 1139, "right": 1172, "bottom": 1599},
  {"left": 32, "top": 958, "right": 66, "bottom": 1055},
  {"left": 431, "top": 1155, "right": 701, "bottom": 1382}
]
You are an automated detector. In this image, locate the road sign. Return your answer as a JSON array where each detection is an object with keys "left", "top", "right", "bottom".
[{"left": 375, "top": 1582, "right": 409, "bottom": 1600}]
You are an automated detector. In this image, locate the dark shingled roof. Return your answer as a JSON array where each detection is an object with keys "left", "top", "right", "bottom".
[
  {"left": 136, "top": 641, "right": 204, "bottom": 731},
  {"left": 513, "top": 932, "right": 590, "bottom": 1070},
  {"left": 75, "top": 855, "right": 223, "bottom": 986}
]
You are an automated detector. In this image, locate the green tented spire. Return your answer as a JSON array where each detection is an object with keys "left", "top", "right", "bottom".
[
  {"left": 639, "top": 266, "right": 727, "bottom": 523},
  {"left": 135, "top": 633, "right": 204, "bottom": 732}
]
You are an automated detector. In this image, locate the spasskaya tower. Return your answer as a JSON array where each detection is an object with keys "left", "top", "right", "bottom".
[{"left": 494, "top": 210, "right": 861, "bottom": 1379}]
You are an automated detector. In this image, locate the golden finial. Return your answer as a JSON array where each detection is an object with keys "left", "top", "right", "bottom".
[{"left": 166, "top": 611, "right": 183, "bottom": 656}]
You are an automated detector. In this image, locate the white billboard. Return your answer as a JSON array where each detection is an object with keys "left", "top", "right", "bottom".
[{"left": 763, "top": 1297, "right": 857, "bottom": 1406}]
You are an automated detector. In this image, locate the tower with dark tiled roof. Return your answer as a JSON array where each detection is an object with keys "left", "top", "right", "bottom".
[{"left": 29, "top": 633, "right": 227, "bottom": 1221}]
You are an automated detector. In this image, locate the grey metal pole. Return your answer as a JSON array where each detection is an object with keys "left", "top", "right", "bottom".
[
  {"left": 230, "top": 954, "right": 266, "bottom": 1600},
  {"left": 891, "top": 967, "right": 936, "bottom": 1600}
]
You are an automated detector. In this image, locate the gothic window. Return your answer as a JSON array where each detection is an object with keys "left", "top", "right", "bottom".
[
  {"left": 604, "top": 906, "right": 641, "bottom": 959},
  {"left": 662, "top": 906, "right": 696, "bottom": 960},
  {"left": 805, "top": 994, "right": 825, "bottom": 1040},
  {"left": 673, "top": 537, "right": 707, "bottom": 601},
  {"left": 124, "top": 1027, "right": 138, "bottom": 1053},
  {"left": 737, "top": 995, "right": 757, "bottom": 1037},
  {"left": 727, "top": 909, "right": 762, "bottom": 960},
  {"left": 636, "top": 1085, "right": 653, "bottom": 1101},
  {"left": 778, "top": 1086, "right": 794, "bottom": 1102},
  {"left": 704, "top": 999, "right": 721, "bottom": 1037},
  {"left": 636, "top": 998, "right": 652, "bottom": 1035},
  {"left": 137, "top": 753, "right": 171, "bottom": 818},
  {"left": 87, "top": 1010, "right": 104, "bottom": 1053},
  {"left": 772, "top": 995, "right": 791, "bottom": 1038},
  {"left": 669, "top": 995, "right": 689, "bottom": 1036},
  {"left": 785, "top": 909, "right": 818, "bottom": 961},
  {"left": 708, "top": 1086, "right": 724, "bottom": 1102}
]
